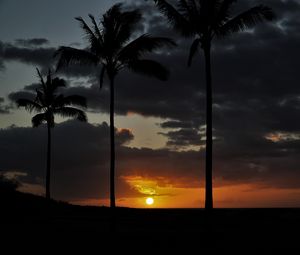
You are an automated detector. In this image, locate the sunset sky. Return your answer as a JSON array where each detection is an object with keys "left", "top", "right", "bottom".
[{"left": 1, "top": 0, "right": 300, "bottom": 208}]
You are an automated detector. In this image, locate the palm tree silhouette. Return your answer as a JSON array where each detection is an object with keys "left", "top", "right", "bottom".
[
  {"left": 16, "top": 68, "right": 87, "bottom": 200},
  {"left": 54, "top": 3, "right": 176, "bottom": 208},
  {"left": 153, "top": 0, "right": 275, "bottom": 210}
]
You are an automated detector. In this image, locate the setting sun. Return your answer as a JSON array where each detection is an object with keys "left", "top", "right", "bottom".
[{"left": 146, "top": 197, "right": 154, "bottom": 205}]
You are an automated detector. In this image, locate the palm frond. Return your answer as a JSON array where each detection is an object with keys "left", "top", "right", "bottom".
[
  {"left": 103, "top": 3, "right": 123, "bottom": 19},
  {"left": 118, "top": 34, "right": 176, "bottom": 62},
  {"left": 101, "top": 4, "right": 142, "bottom": 56},
  {"left": 21, "top": 68, "right": 89, "bottom": 127},
  {"left": 154, "top": 0, "right": 194, "bottom": 37},
  {"left": 88, "top": 14, "right": 102, "bottom": 39},
  {"left": 54, "top": 46, "right": 98, "bottom": 71},
  {"left": 46, "top": 69, "right": 52, "bottom": 87},
  {"left": 32, "top": 113, "right": 47, "bottom": 127},
  {"left": 16, "top": 98, "right": 43, "bottom": 113},
  {"left": 216, "top": 5, "right": 275, "bottom": 36},
  {"left": 52, "top": 77, "right": 67, "bottom": 90},
  {"left": 36, "top": 68, "right": 46, "bottom": 90},
  {"left": 101, "top": 4, "right": 124, "bottom": 52},
  {"left": 115, "top": 9, "right": 142, "bottom": 46},
  {"left": 178, "top": 0, "right": 199, "bottom": 22},
  {"left": 177, "top": 0, "right": 191, "bottom": 17},
  {"left": 127, "top": 59, "right": 170, "bottom": 81},
  {"left": 101, "top": 3, "right": 123, "bottom": 32},
  {"left": 54, "top": 107, "right": 87, "bottom": 122},
  {"left": 36, "top": 89, "right": 46, "bottom": 106},
  {"left": 216, "top": 0, "right": 236, "bottom": 22},
  {"left": 75, "top": 16, "right": 101, "bottom": 52},
  {"left": 188, "top": 38, "right": 201, "bottom": 66}
]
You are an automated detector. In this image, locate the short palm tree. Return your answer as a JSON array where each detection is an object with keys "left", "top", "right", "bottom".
[
  {"left": 16, "top": 68, "right": 87, "bottom": 200},
  {"left": 54, "top": 3, "right": 176, "bottom": 208},
  {"left": 153, "top": 0, "right": 275, "bottom": 210}
]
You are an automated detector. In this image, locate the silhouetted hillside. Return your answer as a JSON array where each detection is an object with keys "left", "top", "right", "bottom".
[{"left": 1, "top": 190, "right": 299, "bottom": 254}]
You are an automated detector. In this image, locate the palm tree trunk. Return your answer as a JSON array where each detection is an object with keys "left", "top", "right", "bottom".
[
  {"left": 204, "top": 43, "right": 213, "bottom": 211},
  {"left": 109, "top": 77, "right": 116, "bottom": 208},
  {"left": 46, "top": 122, "right": 51, "bottom": 200}
]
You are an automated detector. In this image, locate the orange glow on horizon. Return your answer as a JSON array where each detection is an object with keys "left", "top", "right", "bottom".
[
  {"left": 116, "top": 127, "right": 133, "bottom": 133},
  {"left": 70, "top": 176, "right": 300, "bottom": 208},
  {"left": 265, "top": 132, "right": 300, "bottom": 142},
  {"left": 20, "top": 174, "right": 300, "bottom": 209}
]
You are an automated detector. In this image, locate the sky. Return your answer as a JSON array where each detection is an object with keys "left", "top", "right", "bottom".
[{"left": 1, "top": 0, "right": 300, "bottom": 208}]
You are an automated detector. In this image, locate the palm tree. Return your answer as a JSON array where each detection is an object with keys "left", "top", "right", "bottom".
[
  {"left": 16, "top": 68, "right": 87, "bottom": 200},
  {"left": 54, "top": 3, "right": 176, "bottom": 208},
  {"left": 153, "top": 0, "right": 275, "bottom": 210}
]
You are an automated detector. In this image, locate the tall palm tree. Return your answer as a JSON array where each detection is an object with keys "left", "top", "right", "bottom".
[
  {"left": 153, "top": 0, "right": 275, "bottom": 210},
  {"left": 16, "top": 68, "right": 87, "bottom": 200},
  {"left": 54, "top": 3, "right": 176, "bottom": 208}
]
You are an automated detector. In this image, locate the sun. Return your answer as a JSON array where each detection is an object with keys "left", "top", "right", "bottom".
[{"left": 146, "top": 197, "right": 154, "bottom": 205}]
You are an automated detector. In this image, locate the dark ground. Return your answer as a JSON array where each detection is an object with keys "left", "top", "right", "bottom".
[{"left": 1, "top": 190, "right": 299, "bottom": 254}]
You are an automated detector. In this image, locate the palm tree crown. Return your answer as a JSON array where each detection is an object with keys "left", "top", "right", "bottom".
[
  {"left": 16, "top": 68, "right": 87, "bottom": 127},
  {"left": 154, "top": 0, "right": 275, "bottom": 65},
  {"left": 55, "top": 3, "right": 176, "bottom": 86}
]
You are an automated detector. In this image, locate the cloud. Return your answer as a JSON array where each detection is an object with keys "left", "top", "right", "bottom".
[
  {"left": 14, "top": 38, "right": 49, "bottom": 47},
  {"left": 158, "top": 127, "right": 205, "bottom": 148},
  {"left": 0, "top": 40, "right": 56, "bottom": 69},
  {"left": 0, "top": 97, "right": 11, "bottom": 114}
]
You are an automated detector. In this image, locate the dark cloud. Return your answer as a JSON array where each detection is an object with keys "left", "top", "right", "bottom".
[
  {"left": 0, "top": 120, "right": 135, "bottom": 200},
  {"left": 0, "top": 40, "right": 94, "bottom": 77},
  {"left": 23, "top": 83, "right": 40, "bottom": 91},
  {"left": 160, "top": 120, "right": 195, "bottom": 129},
  {"left": 8, "top": 90, "right": 35, "bottom": 103},
  {"left": 0, "top": 41, "right": 56, "bottom": 68},
  {"left": 159, "top": 128, "right": 205, "bottom": 148},
  {"left": 15, "top": 38, "right": 49, "bottom": 47}
]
